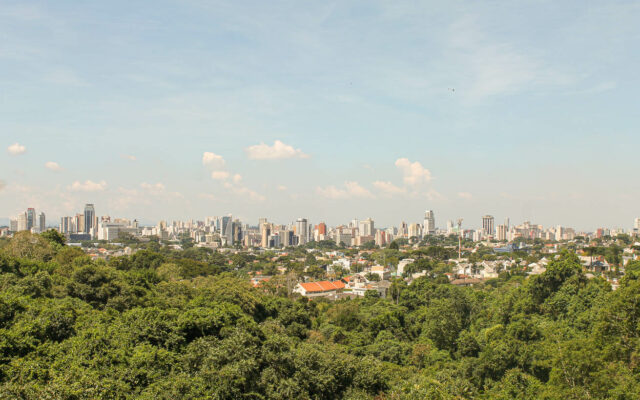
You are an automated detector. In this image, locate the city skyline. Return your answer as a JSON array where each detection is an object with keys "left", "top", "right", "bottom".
[
  {"left": 5, "top": 203, "right": 640, "bottom": 238},
  {"left": 2, "top": 1, "right": 640, "bottom": 230}
]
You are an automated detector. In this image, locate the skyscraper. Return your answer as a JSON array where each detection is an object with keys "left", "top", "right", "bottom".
[
  {"left": 423, "top": 210, "right": 435, "bottom": 235},
  {"left": 84, "top": 204, "right": 95, "bottom": 235},
  {"left": 296, "top": 218, "right": 308, "bottom": 245},
  {"left": 26, "top": 208, "right": 36, "bottom": 230},
  {"left": 496, "top": 224, "right": 507, "bottom": 241},
  {"left": 482, "top": 215, "right": 495, "bottom": 237},
  {"left": 17, "top": 213, "right": 27, "bottom": 231},
  {"left": 38, "top": 212, "right": 46, "bottom": 232},
  {"left": 260, "top": 223, "right": 271, "bottom": 248},
  {"left": 358, "top": 218, "right": 374, "bottom": 237},
  {"left": 317, "top": 222, "right": 327, "bottom": 236}
]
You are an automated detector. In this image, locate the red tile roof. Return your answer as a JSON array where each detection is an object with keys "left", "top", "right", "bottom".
[{"left": 299, "top": 280, "right": 345, "bottom": 293}]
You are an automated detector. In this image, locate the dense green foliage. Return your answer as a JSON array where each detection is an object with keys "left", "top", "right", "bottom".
[{"left": 0, "top": 233, "right": 639, "bottom": 399}]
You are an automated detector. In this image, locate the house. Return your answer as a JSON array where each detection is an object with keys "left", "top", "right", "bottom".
[
  {"left": 342, "top": 274, "right": 391, "bottom": 298},
  {"left": 250, "top": 275, "right": 272, "bottom": 287},
  {"left": 528, "top": 263, "right": 546, "bottom": 275},
  {"left": 293, "top": 280, "right": 346, "bottom": 298},
  {"left": 397, "top": 258, "right": 415, "bottom": 276},
  {"left": 370, "top": 265, "right": 391, "bottom": 280}
]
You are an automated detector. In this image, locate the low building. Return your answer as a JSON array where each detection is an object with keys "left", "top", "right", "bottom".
[{"left": 293, "top": 280, "right": 346, "bottom": 298}]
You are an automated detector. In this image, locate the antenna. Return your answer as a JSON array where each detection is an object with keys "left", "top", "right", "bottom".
[{"left": 457, "top": 219, "right": 463, "bottom": 260}]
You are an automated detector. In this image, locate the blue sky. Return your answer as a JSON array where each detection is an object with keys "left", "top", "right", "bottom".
[{"left": 1, "top": 0, "right": 639, "bottom": 230}]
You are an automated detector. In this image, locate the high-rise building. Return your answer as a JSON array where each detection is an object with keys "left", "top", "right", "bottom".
[
  {"left": 296, "top": 218, "right": 308, "bottom": 245},
  {"left": 84, "top": 204, "right": 95, "bottom": 235},
  {"left": 260, "top": 223, "right": 271, "bottom": 248},
  {"left": 423, "top": 210, "right": 435, "bottom": 235},
  {"left": 317, "top": 222, "right": 327, "bottom": 236},
  {"left": 399, "top": 221, "right": 408, "bottom": 237},
  {"left": 26, "top": 208, "right": 36, "bottom": 230},
  {"left": 634, "top": 218, "right": 640, "bottom": 230},
  {"left": 446, "top": 220, "right": 454, "bottom": 235},
  {"left": 408, "top": 223, "right": 422, "bottom": 238},
  {"left": 482, "top": 215, "right": 495, "bottom": 237},
  {"left": 375, "top": 230, "right": 387, "bottom": 246},
  {"left": 38, "top": 212, "right": 46, "bottom": 232},
  {"left": 281, "top": 229, "right": 294, "bottom": 247},
  {"left": 358, "top": 218, "right": 374, "bottom": 237},
  {"left": 496, "top": 224, "right": 508, "bottom": 241},
  {"left": 17, "top": 212, "right": 28, "bottom": 231},
  {"left": 10, "top": 219, "right": 18, "bottom": 232}
]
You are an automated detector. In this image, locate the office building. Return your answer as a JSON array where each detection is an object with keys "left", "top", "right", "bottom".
[
  {"left": 26, "top": 208, "right": 36, "bottom": 230},
  {"left": 482, "top": 215, "right": 495, "bottom": 237},
  {"left": 423, "top": 210, "right": 435, "bottom": 235},
  {"left": 496, "top": 224, "right": 508, "bottom": 241},
  {"left": 84, "top": 204, "right": 95, "bottom": 235},
  {"left": 38, "top": 212, "right": 46, "bottom": 232},
  {"left": 296, "top": 218, "right": 308, "bottom": 245},
  {"left": 358, "top": 218, "right": 374, "bottom": 237},
  {"left": 17, "top": 213, "right": 27, "bottom": 231}
]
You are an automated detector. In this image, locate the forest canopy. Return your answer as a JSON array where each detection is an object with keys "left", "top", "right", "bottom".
[{"left": 0, "top": 232, "right": 639, "bottom": 399}]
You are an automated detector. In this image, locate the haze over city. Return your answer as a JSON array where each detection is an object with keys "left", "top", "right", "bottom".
[{"left": 2, "top": 1, "right": 639, "bottom": 230}]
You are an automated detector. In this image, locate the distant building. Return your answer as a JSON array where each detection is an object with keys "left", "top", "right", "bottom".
[
  {"left": 408, "top": 223, "right": 422, "bottom": 239},
  {"left": 496, "top": 224, "right": 508, "bottom": 241},
  {"left": 38, "top": 212, "right": 46, "bottom": 232},
  {"left": 84, "top": 204, "right": 95, "bottom": 235},
  {"left": 26, "top": 208, "right": 36, "bottom": 231},
  {"left": 260, "top": 222, "right": 270, "bottom": 248},
  {"left": 17, "top": 212, "right": 27, "bottom": 231},
  {"left": 317, "top": 222, "right": 327, "bottom": 236},
  {"left": 423, "top": 210, "right": 435, "bottom": 235},
  {"left": 296, "top": 218, "right": 308, "bottom": 245},
  {"left": 358, "top": 218, "right": 374, "bottom": 237},
  {"left": 482, "top": 215, "right": 495, "bottom": 237}
]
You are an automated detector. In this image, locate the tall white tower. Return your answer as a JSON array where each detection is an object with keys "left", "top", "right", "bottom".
[{"left": 424, "top": 210, "right": 435, "bottom": 235}]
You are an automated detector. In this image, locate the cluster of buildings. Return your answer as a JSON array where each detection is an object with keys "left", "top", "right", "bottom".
[
  {"left": 2, "top": 203, "right": 640, "bottom": 246},
  {"left": 7, "top": 208, "right": 46, "bottom": 234}
]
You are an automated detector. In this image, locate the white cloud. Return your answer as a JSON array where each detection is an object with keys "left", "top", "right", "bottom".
[
  {"left": 45, "top": 161, "right": 63, "bottom": 171},
  {"left": 458, "top": 192, "right": 473, "bottom": 199},
  {"left": 122, "top": 154, "right": 137, "bottom": 161},
  {"left": 199, "top": 193, "right": 217, "bottom": 200},
  {"left": 316, "top": 181, "right": 374, "bottom": 199},
  {"left": 0, "top": 180, "right": 5, "bottom": 191},
  {"left": 277, "top": 185, "right": 288, "bottom": 191},
  {"left": 232, "top": 174, "right": 242, "bottom": 183},
  {"left": 141, "top": 182, "right": 166, "bottom": 194},
  {"left": 395, "top": 158, "right": 431, "bottom": 186},
  {"left": 7, "top": 143, "right": 26, "bottom": 155},
  {"left": 69, "top": 180, "right": 107, "bottom": 192},
  {"left": 426, "top": 189, "right": 445, "bottom": 201},
  {"left": 373, "top": 180, "right": 406, "bottom": 195},
  {"left": 245, "top": 140, "right": 309, "bottom": 160},
  {"left": 202, "top": 152, "right": 226, "bottom": 168},
  {"left": 211, "top": 171, "right": 230, "bottom": 180},
  {"left": 223, "top": 182, "right": 265, "bottom": 202}
]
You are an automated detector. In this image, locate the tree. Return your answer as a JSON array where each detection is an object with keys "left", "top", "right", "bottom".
[
  {"left": 5, "top": 231, "right": 54, "bottom": 261},
  {"left": 41, "top": 229, "right": 66, "bottom": 248}
]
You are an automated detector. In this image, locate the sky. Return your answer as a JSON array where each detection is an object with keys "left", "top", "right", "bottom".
[{"left": 1, "top": 0, "right": 639, "bottom": 231}]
